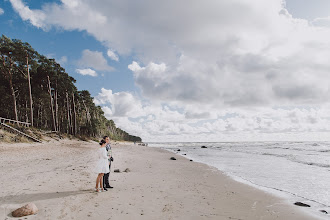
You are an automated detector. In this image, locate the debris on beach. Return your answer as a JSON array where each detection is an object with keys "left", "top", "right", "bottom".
[
  {"left": 320, "top": 210, "right": 328, "bottom": 214},
  {"left": 114, "top": 169, "right": 121, "bottom": 173},
  {"left": 201, "top": 146, "right": 207, "bottom": 148},
  {"left": 170, "top": 157, "right": 177, "bottom": 160},
  {"left": 294, "top": 202, "right": 310, "bottom": 207},
  {"left": 177, "top": 149, "right": 181, "bottom": 151},
  {"left": 12, "top": 203, "right": 38, "bottom": 217},
  {"left": 124, "top": 168, "right": 130, "bottom": 172}
]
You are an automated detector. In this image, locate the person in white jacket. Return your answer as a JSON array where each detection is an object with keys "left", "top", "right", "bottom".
[{"left": 95, "top": 139, "right": 109, "bottom": 192}]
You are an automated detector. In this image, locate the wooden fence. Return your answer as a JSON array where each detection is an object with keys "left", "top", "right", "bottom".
[{"left": 0, "top": 117, "right": 31, "bottom": 127}]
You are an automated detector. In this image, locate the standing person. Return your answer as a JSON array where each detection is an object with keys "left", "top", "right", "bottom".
[
  {"left": 95, "top": 139, "right": 109, "bottom": 192},
  {"left": 103, "top": 136, "right": 113, "bottom": 189}
]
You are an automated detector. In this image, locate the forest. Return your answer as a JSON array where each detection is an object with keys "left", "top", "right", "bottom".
[{"left": 0, "top": 35, "right": 141, "bottom": 142}]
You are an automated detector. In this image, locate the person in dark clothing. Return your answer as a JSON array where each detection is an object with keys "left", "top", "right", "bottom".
[{"left": 103, "top": 136, "right": 113, "bottom": 189}]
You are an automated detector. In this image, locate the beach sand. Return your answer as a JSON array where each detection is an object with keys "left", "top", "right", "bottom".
[{"left": 0, "top": 139, "right": 318, "bottom": 220}]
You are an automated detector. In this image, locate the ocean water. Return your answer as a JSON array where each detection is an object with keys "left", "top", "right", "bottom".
[{"left": 148, "top": 142, "right": 330, "bottom": 218}]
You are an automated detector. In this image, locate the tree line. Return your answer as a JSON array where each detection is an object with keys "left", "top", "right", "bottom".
[{"left": 0, "top": 35, "right": 141, "bottom": 142}]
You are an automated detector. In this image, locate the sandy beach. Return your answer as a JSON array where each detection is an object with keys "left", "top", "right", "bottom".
[{"left": 0, "top": 139, "right": 319, "bottom": 220}]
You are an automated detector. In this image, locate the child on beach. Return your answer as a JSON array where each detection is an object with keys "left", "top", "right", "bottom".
[{"left": 95, "top": 139, "right": 110, "bottom": 192}]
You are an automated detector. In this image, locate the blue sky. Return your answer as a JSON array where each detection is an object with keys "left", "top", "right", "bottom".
[
  {"left": 0, "top": 0, "right": 137, "bottom": 96},
  {"left": 1, "top": 0, "right": 330, "bottom": 142}
]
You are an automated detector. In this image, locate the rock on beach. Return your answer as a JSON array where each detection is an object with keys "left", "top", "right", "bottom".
[
  {"left": 12, "top": 203, "right": 38, "bottom": 217},
  {"left": 294, "top": 202, "right": 310, "bottom": 207}
]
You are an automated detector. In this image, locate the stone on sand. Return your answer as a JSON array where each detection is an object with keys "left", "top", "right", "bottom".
[
  {"left": 294, "top": 202, "right": 310, "bottom": 207},
  {"left": 12, "top": 203, "right": 38, "bottom": 217}
]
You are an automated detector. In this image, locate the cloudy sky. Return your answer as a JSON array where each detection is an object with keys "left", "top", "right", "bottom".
[{"left": 2, "top": 0, "right": 330, "bottom": 142}]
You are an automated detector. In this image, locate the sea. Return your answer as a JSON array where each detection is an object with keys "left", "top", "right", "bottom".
[{"left": 148, "top": 141, "right": 330, "bottom": 219}]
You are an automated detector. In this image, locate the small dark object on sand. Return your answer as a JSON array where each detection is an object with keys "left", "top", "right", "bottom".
[
  {"left": 294, "top": 202, "right": 310, "bottom": 207},
  {"left": 170, "top": 157, "right": 176, "bottom": 160},
  {"left": 114, "top": 169, "right": 120, "bottom": 173},
  {"left": 320, "top": 210, "right": 328, "bottom": 214},
  {"left": 190, "top": 159, "right": 193, "bottom": 161},
  {"left": 201, "top": 146, "right": 207, "bottom": 148},
  {"left": 177, "top": 149, "right": 181, "bottom": 151},
  {"left": 124, "top": 168, "right": 130, "bottom": 172},
  {"left": 12, "top": 203, "right": 38, "bottom": 217}
]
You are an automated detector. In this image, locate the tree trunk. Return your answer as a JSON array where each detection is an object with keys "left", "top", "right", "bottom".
[
  {"left": 66, "top": 92, "right": 71, "bottom": 134},
  {"left": 25, "top": 101, "right": 29, "bottom": 124},
  {"left": 26, "top": 54, "right": 33, "bottom": 127},
  {"left": 82, "top": 100, "right": 90, "bottom": 124},
  {"left": 2, "top": 55, "right": 19, "bottom": 122},
  {"left": 47, "top": 75, "right": 56, "bottom": 131},
  {"left": 37, "top": 104, "right": 41, "bottom": 127},
  {"left": 55, "top": 87, "right": 58, "bottom": 131},
  {"left": 72, "top": 93, "right": 77, "bottom": 135},
  {"left": 9, "top": 78, "right": 18, "bottom": 122}
]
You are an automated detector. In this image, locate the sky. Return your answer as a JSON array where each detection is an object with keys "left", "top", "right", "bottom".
[{"left": 1, "top": 0, "right": 330, "bottom": 142}]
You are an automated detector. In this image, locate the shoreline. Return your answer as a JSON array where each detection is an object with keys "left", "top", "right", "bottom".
[
  {"left": 0, "top": 139, "right": 321, "bottom": 219},
  {"left": 161, "top": 145, "right": 329, "bottom": 214}
]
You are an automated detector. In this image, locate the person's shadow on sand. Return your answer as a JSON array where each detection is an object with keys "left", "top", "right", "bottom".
[{"left": 0, "top": 190, "right": 93, "bottom": 205}]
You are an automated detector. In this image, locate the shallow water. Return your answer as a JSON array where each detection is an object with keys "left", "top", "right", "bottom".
[{"left": 149, "top": 141, "right": 330, "bottom": 218}]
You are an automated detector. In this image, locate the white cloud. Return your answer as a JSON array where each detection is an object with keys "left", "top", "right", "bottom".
[
  {"left": 58, "top": 56, "right": 68, "bottom": 65},
  {"left": 78, "top": 49, "right": 113, "bottom": 71},
  {"left": 11, "top": 0, "right": 330, "bottom": 106},
  {"left": 9, "top": 0, "right": 45, "bottom": 28},
  {"left": 76, "top": 68, "right": 98, "bottom": 77},
  {"left": 0, "top": 8, "right": 4, "bottom": 15},
  {"left": 94, "top": 88, "right": 330, "bottom": 141},
  {"left": 107, "top": 49, "right": 119, "bottom": 62},
  {"left": 94, "top": 88, "right": 145, "bottom": 117},
  {"left": 61, "top": 0, "right": 79, "bottom": 9},
  {"left": 312, "top": 17, "right": 330, "bottom": 27}
]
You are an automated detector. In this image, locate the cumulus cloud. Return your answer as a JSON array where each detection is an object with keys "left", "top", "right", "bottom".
[
  {"left": 107, "top": 49, "right": 119, "bottom": 62},
  {"left": 312, "top": 17, "right": 330, "bottom": 27},
  {"left": 9, "top": 0, "right": 106, "bottom": 30},
  {"left": 58, "top": 56, "right": 68, "bottom": 65},
  {"left": 78, "top": 49, "right": 114, "bottom": 71},
  {"left": 94, "top": 88, "right": 330, "bottom": 141},
  {"left": 0, "top": 8, "right": 4, "bottom": 15},
  {"left": 10, "top": 0, "right": 330, "bottom": 107},
  {"left": 94, "top": 88, "right": 145, "bottom": 117},
  {"left": 9, "top": 0, "right": 46, "bottom": 28},
  {"left": 76, "top": 68, "right": 98, "bottom": 77}
]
